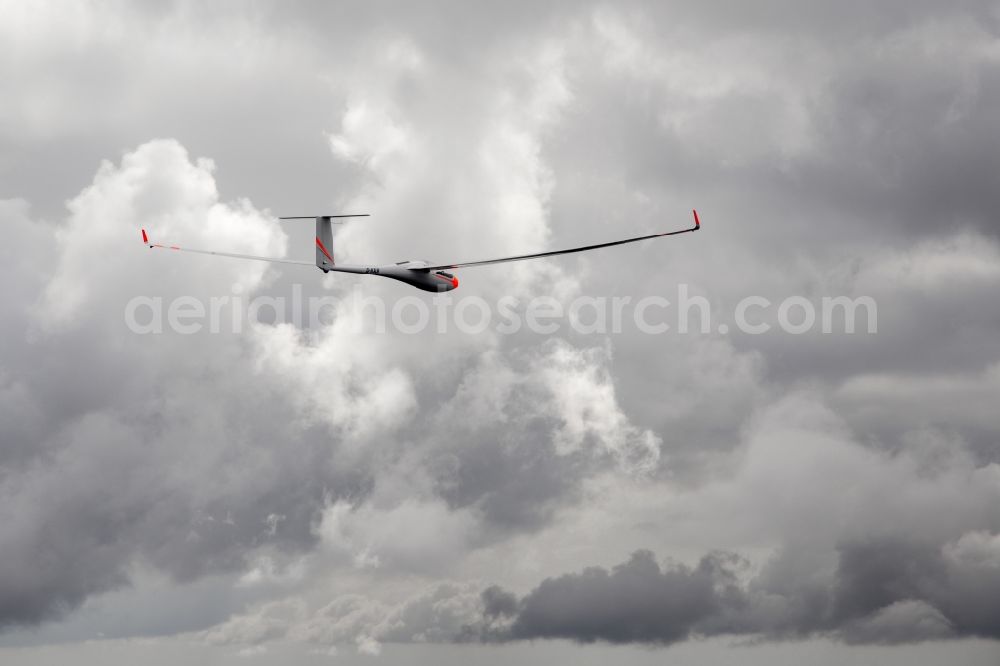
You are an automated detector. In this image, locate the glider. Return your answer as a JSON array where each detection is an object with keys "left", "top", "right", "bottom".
[{"left": 141, "top": 210, "right": 700, "bottom": 292}]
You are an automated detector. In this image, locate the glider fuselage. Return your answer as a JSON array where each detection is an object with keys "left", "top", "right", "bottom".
[{"left": 323, "top": 264, "right": 459, "bottom": 292}]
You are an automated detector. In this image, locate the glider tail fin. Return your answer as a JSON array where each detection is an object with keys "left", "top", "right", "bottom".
[
  {"left": 278, "top": 214, "right": 368, "bottom": 272},
  {"left": 315, "top": 216, "right": 336, "bottom": 270}
]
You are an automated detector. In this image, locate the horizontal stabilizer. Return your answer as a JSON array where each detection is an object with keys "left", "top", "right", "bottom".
[{"left": 279, "top": 214, "right": 369, "bottom": 220}]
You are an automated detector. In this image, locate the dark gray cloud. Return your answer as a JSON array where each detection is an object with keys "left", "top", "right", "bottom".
[
  {"left": 468, "top": 537, "right": 1000, "bottom": 646},
  {"left": 500, "top": 550, "right": 743, "bottom": 644}
]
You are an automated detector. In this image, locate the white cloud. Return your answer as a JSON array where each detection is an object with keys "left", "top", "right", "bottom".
[
  {"left": 201, "top": 598, "right": 305, "bottom": 646},
  {"left": 250, "top": 322, "right": 419, "bottom": 440},
  {"left": 541, "top": 343, "right": 661, "bottom": 472},
  {"left": 315, "top": 499, "right": 476, "bottom": 575},
  {"left": 205, "top": 580, "right": 486, "bottom": 652},
  {"left": 40, "top": 139, "right": 286, "bottom": 326}
]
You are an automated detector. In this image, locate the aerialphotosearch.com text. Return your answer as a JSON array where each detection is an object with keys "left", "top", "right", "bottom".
[{"left": 124, "top": 283, "right": 878, "bottom": 336}]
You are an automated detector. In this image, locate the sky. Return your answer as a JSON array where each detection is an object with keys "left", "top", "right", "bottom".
[{"left": 1, "top": 1, "right": 1000, "bottom": 663}]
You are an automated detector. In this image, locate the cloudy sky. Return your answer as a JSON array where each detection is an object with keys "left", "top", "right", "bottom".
[{"left": 2, "top": 1, "right": 1000, "bottom": 663}]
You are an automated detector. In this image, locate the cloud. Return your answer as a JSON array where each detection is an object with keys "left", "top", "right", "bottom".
[
  {"left": 41, "top": 138, "right": 285, "bottom": 325},
  {"left": 499, "top": 549, "right": 743, "bottom": 644},
  {"left": 314, "top": 498, "right": 477, "bottom": 574},
  {"left": 0, "top": 140, "right": 328, "bottom": 627},
  {"left": 3, "top": 2, "right": 1000, "bottom": 660},
  {"left": 204, "top": 581, "right": 486, "bottom": 653},
  {"left": 201, "top": 599, "right": 305, "bottom": 647},
  {"left": 201, "top": 529, "right": 1000, "bottom": 649},
  {"left": 470, "top": 534, "right": 1000, "bottom": 646},
  {"left": 0, "top": 30, "right": 659, "bottom": 632}
]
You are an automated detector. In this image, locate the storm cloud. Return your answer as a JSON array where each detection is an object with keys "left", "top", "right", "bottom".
[{"left": 471, "top": 533, "right": 1000, "bottom": 646}]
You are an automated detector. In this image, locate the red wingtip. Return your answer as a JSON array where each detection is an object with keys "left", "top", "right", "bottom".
[
  {"left": 141, "top": 229, "right": 149, "bottom": 244},
  {"left": 692, "top": 209, "right": 701, "bottom": 229}
]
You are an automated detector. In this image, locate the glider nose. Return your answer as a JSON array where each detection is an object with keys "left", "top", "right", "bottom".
[{"left": 433, "top": 271, "right": 459, "bottom": 291}]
